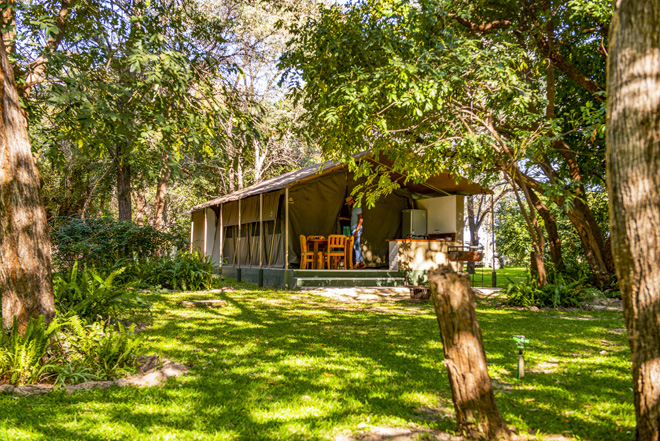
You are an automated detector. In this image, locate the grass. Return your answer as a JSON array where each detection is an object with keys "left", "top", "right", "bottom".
[
  {"left": 0, "top": 281, "right": 634, "bottom": 440},
  {"left": 470, "top": 266, "right": 529, "bottom": 288}
]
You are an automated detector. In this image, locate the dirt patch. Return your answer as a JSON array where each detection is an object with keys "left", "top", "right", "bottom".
[{"left": 334, "top": 425, "right": 460, "bottom": 441}]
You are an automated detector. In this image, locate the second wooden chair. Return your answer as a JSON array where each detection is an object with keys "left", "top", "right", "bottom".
[{"left": 327, "top": 234, "right": 348, "bottom": 269}]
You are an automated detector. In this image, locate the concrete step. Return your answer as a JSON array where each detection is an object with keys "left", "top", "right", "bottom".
[
  {"left": 299, "top": 286, "right": 411, "bottom": 295},
  {"left": 292, "top": 269, "right": 404, "bottom": 278},
  {"left": 293, "top": 276, "right": 406, "bottom": 289}
]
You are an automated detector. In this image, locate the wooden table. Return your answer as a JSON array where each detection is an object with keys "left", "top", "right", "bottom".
[{"left": 308, "top": 238, "right": 328, "bottom": 269}]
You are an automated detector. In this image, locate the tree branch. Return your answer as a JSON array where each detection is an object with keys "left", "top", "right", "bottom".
[
  {"left": 21, "top": 0, "right": 75, "bottom": 97},
  {"left": 448, "top": 14, "right": 514, "bottom": 32}
]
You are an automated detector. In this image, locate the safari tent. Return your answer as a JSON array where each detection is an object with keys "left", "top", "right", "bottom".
[{"left": 189, "top": 153, "right": 490, "bottom": 288}]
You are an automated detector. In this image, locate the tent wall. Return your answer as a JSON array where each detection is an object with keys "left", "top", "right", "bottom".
[
  {"left": 346, "top": 176, "right": 411, "bottom": 266},
  {"left": 288, "top": 170, "right": 347, "bottom": 264},
  {"left": 205, "top": 208, "right": 221, "bottom": 263},
  {"left": 191, "top": 210, "right": 205, "bottom": 254},
  {"left": 219, "top": 192, "right": 285, "bottom": 268}
]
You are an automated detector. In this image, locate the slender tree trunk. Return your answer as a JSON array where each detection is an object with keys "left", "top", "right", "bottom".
[
  {"left": 510, "top": 173, "right": 548, "bottom": 285},
  {"left": 607, "top": 2, "right": 660, "bottom": 440},
  {"left": 154, "top": 159, "right": 170, "bottom": 230},
  {"left": 134, "top": 186, "right": 146, "bottom": 227},
  {"left": 115, "top": 144, "right": 132, "bottom": 222},
  {"left": 429, "top": 266, "right": 510, "bottom": 440},
  {"left": 0, "top": 37, "right": 55, "bottom": 333},
  {"left": 528, "top": 188, "right": 565, "bottom": 272}
]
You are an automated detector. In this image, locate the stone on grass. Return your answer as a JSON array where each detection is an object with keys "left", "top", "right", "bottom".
[{"left": 176, "top": 300, "right": 227, "bottom": 308}]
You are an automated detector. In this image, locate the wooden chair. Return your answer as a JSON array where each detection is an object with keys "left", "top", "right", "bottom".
[
  {"left": 299, "top": 235, "right": 315, "bottom": 269},
  {"left": 344, "top": 235, "right": 355, "bottom": 270},
  {"left": 327, "top": 234, "right": 348, "bottom": 269}
]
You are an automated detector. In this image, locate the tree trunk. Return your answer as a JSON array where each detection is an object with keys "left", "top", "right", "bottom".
[
  {"left": 0, "top": 37, "right": 55, "bottom": 333},
  {"left": 528, "top": 188, "right": 565, "bottom": 273},
  {"left": 134, "top": 186, "right": 146, "bottom": 227},
  {"left": 115, "top": 145, "right": 132, "bottom": 222},
  {"left": 154, "top": 160, "right": 170, "bottom": 230},
  {"left": 510, "top": 173, "right": 548, "bottom": 285},
  {"left": 429, "top": 266, "right": 510, "bottom": 440},
  {"left": 607, "top": 2, "right": 660, "bottom": 440},
  {"left": 564, "top": 196, "right": 612, "bottom": 286}
]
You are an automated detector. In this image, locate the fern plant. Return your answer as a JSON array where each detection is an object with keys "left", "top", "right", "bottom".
[
  {"left": 63, "top": 316, "right": 140, "bottom": 380},
  {"left": 138, "top": 251, "right": 215, "bottom": 291},
  {"left": 0, "top": 316, "right": 63, "bottom": 385},
  {"left": 54, "top": 262, "right": 149, "bottom": 320}
]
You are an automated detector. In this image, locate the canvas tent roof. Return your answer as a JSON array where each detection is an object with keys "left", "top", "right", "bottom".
[{"left": 192, "top": 154, "right": 490, "bottom": 212}]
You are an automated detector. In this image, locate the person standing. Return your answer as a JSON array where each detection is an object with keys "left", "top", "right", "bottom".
[{"left": 345, "top": 196, "right": 365, "bottom": 269}]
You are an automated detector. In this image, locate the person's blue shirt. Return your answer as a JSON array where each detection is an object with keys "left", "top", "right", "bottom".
[{"left": 351, "top": 206, "right": 363, "bottom": 230}]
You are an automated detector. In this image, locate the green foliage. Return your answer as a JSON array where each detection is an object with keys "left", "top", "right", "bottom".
[
  {"left": 0, "top": 315, "right": 140, "bottom": 387},
  {"left": 136, "top": 251, "right": 216, "bottom": 291},
  {"left": 0, "top": 317, "right": 63, "bottom": 385},
  {"left": 495, "top": 197, "right": 532, "bottom": 266},
  {"left": 50, "top": 217, "right": 176, "bottom": 272},
  {"left": 53, "top": 262, "right": 150, "bottom": 321},
  {"left": 61, "top": 317, "right": 140, "bottom": 381},
  {"left": 503, "top": 273, "right": 604, "bottom": 309}
]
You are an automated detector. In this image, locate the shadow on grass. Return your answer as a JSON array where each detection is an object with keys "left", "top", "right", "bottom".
[{"left": 0, "top": 285, "right": 634, "bottom": 440}]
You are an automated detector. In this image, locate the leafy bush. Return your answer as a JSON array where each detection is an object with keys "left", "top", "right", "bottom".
[
  {"left": 136, "top": 251, "right": 216, "bottom": 291},
  {"left": 50, "top": 216, "right": 175, "bottom": 272},
  {"left": 0, "top": 315, "right": 141, "bottom": 386},
  {"left": 59, "top": 316, "right": 140, "bottom": 381},
  {"left": 502, "top": 273, "right": 604, "bottom": 308},
  {"left": 53, "top": 262, "right": 150, "bottom": 321},
  {"left": 0, "top": 316, "right": 63, "bottom": 385}
]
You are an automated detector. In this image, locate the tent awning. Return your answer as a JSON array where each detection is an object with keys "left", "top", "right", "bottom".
[{"left": 191, "top": 153, "right": 490, "bottom": 212}]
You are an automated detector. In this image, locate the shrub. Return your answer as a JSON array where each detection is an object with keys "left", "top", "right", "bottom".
[
  {"left": 137, "top": 251, "right": 216, "bottom": 291},
  {"left": 0, "top": 316, "right": 63, "bottom": 385},
  {"left": 50, "top": 216, "right": 175, "bottom": 272},
  {"left": 0, "top": 315, "right": 141, "bottom": 386},
  {"left": 60, "top": 316, "right": 140, "bottom": 381},
  {"left": 502, "top": 273, "right": 604, "bottom": 308},
  {"left": 53, "top": 262, "right": 150, "bottom": 321}
]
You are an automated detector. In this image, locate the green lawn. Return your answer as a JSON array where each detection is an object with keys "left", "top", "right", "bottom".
[
  {"left": 0, "top": 282, "right": 633, "bottom": 440},
  {"left": 471, "top": 266, "right": 529, "bottom": 288}
]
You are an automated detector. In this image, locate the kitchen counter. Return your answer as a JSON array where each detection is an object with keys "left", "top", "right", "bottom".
[{"left": 387, "top": 239, "right": 462, "bottom": 271}]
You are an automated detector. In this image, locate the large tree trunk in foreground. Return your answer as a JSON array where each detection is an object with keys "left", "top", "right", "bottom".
[
  {"left": 429, "top": 266, "right": 510, "bottom": 440},
  {"left": 0, "top": 38, "right": 55, "bottom": 333},
  {"left": 607, "top": 1, "right": 660, "bottom": 439}
]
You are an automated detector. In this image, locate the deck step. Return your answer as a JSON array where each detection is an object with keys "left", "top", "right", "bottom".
[
  {"left": 293, "top": 276, "right": 406, "bottom": 289},
  {"left": 292, "top": 269, "right": 404, "bottom": 278}
]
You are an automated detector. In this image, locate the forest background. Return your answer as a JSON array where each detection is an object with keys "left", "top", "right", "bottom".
[{"left": 25, "top": 0, "right": 614, "bottom": 295}]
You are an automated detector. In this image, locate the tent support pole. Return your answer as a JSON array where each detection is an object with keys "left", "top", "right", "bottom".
[
  {"left": 259, "top": 193, "right": 264, "bottom": 286},
  {"left": 238, "top": 199, "right": 242, "bottom": 278},
  {"left": 285, "top": 187, "right": 289, "bottom": 278},
  {"left": 219, "top": 204, "right": 224, "bottom": 267},
  {"left": 189, "top": 213, "right": 194, "bottom": 252},
  {"left": 203, "top": 209, "right": 208, "bottom": 257},
  {"left": 260, "top": 194, "right": 264, "bottom": 268}
]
